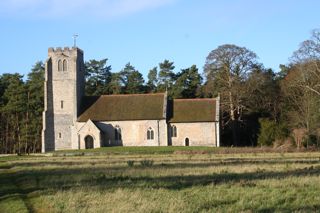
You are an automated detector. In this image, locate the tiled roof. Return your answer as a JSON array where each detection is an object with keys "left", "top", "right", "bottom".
[
  {"left": 169, "top": 99, "right": 216, "bottom": 123},
  {"left": 78, "top": 93, "right": 165, "bottom": 122}
]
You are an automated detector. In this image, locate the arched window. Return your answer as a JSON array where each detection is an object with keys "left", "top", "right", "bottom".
[
  {"left": 171, "top": 125, "right": 177, "bottom": 137},
  {"left": 63, "top": 59, "right": 68, "bottom": 71},
  {"left": 147, "top": 127, "right": 154, "bottom": 140},
  {"left": 114, "top": 125, "right": 122, "bottom": 141},
  {"left": 58, "top": 60, "right": 62, "bottom": 71}
]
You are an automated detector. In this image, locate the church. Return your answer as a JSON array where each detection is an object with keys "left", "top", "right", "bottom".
[{"left": 41, "top": 47, "right": 220, "bottom": 152}]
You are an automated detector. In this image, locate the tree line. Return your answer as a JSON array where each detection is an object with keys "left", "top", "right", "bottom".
[
  {"left": 1, "top": 29, "right": 320, "bottom": 153},
  {"left": 84, "top": 59, "right": 202, "bottom": 98}
]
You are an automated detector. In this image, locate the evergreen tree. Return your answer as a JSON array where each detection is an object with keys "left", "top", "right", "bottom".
[
  {"left": 147, "top": 67, "right": 158, "bottom": 93},
  {"left": 172, "top": 65, "right": 202, "bottom": 98},
  {"left": 85, "top": 59, "right": 112, "bottom": 95},
  {"left": 119, "top": 63, "right": 144, "bottom": 94},
  {"left": 0, "top": 74, "right": 15, "bottom": 153},
  {"left": 245, "top": 65, "right": 281, "bottom": 119},
  {"left": 158, "top": 60, "right": 176, "bottom": 93},
  {"left": 24, "top": 62, "right": 44, "bottom": 153},
  {"left": 108, "top": 73, "right": 123, "bottom": 94},
  {"left": 2, "top": 74, "right": 27, "bottom": 154}
]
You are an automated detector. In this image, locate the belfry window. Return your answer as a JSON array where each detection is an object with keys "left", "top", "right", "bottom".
[
  {"left": 171, "top": 125, "right": 177, "bottom": 137},
  {"left": 114, "top": 125, "right": 122, "bottom": 141},
  {"left": 147, "top": 127, "right": 154, "bottom": 140},
  {"left": 63, "top": 59, "right": 67, "bottom": 71},
  {"left": 61, "top": 101, "right": 64, "bottom": 109},
  {"left": 58, "top": 60, "right": 62, "bottom": 71}
]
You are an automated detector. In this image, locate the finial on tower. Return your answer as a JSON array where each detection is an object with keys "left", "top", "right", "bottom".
[{"left": 73, "top": 34, "right": 79, "bottom": 47}]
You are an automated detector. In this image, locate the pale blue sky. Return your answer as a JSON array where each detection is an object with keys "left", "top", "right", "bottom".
[{"left": 0, "top": 0, "right": 319, "bottom": 78}]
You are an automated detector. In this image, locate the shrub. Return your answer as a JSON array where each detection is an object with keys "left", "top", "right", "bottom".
[
  {"left": 140, "top": 160, "right": 154, "bottom": 167},
  {"left": 127, "top": 160, "right": 135, "bottom": 167},
  {"left": 258, "top": 118, "right": 289, "bottom": 146}
]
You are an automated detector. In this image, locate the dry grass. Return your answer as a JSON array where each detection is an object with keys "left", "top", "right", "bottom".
[{"left": 1, "top": 149, "right": 320, "bottom": 212}]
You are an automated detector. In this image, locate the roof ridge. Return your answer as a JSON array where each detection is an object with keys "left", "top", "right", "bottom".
[
  {"left": 174, "top": 98, "right": 216, "bottom": 101},
  {"left": 99, "top": 93, "right": 165, "bottom": 97}
]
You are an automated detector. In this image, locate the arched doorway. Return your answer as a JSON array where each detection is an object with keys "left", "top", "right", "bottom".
[
  {"left": 85, "top": 135, "right": 94, "bottom": 149},
  {"left": 185, "top": 138, "right": 189, "bottom": 146}
]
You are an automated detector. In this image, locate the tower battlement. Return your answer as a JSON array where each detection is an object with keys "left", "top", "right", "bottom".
[{"left": 48, "top": 47, "right": 83, "bottom": 54}]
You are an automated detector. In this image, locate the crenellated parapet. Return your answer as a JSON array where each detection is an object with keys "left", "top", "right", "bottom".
[{"left": 48, "top": 47, "right": 83, "bottom": 57}]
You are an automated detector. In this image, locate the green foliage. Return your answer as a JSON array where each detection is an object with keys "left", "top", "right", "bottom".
[
  {"left": 257, "top": 118, "right": 289, "bottom": 146},
  {"left": 85, "top": 59, "right": 112, "bottom": 95},
  {"left": 108, "top": 72, "right": 123, "bottom": 94},
  {"left": 172, "top": 65, "right": 202, "bottom": 98},
  {"left": 0, "top": 62, "right": 44, "bottom": 154},
  {"left": 108, "top": 63, "right": 145, "bottom": 94},
  {"left": 24, "top": 62, "right": 44, "bottom": 152},
  {"left": 245, "top": 67, "right": 280, "bottom": 117},
  {"left": 147, "top": 67, "right": 158, "bottom": 93},
  {"left": 120, "top": 63, "right": 145, "bottom": 94},
  {"left": 158, "top": 59, "right": 176, "bottom": 93}
]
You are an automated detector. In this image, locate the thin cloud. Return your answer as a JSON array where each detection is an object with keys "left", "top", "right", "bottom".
[{"left": 0, "top": 0, "right": 176, "bottom": 19}]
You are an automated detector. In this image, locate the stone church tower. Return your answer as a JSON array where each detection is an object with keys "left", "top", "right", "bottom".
[{"left": 42, "top": 47, "right": 85, "bottom": 152}]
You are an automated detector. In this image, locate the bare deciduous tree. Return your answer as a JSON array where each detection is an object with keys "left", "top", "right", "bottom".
[
  {"left": 204, "top": 44, "right": 258, "bottom": 145},
  {"left": 291, "top": 29, "right": 320, "bottom": 96}
]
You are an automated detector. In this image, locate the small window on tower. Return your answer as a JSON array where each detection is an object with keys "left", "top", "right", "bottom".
[
  {"left": 58, "top": 60, "right": 62, "bottom": 71},
  {"left": 63, "top": 59, "right": 67, "bottom": 71},
  {"left": 61, "top": 101, "right": 64, "bottom": 109},
  {"left": 59, "top": 133, "right": 62, "bottom": 138}
]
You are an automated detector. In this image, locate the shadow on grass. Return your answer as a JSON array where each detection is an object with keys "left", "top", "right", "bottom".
[
  {"left": 1, "top": 164, "right": 320, "bottom": 212},
  {"left": 1, "top": 164, "right": 320, "bottom": 196},
  {"left": 8, "top": 158, "right": 320, "bottom": 171}
]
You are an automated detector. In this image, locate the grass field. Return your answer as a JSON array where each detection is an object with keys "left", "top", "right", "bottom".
[{"left": 1, "top": 147, "right": 320, "bottom": 212}]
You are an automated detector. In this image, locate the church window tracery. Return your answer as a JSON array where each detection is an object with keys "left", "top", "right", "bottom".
[
  {"left": 147, "top": 127, "right": 154, "bottom": 140},
  {"left": 171, "top": 125, "right": 177, "bottom": 137}
]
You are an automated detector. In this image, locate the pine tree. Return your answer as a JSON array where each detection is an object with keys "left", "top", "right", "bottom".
[
  {"left": 25, "top": 62, "right": 44, "bottom": 153},
  {"left": 158, "top": 60, "right": 176, "bottom": 93},
  {"left": 173, "top": 65, "right": 202, "bottom": 98},
  {"left": 119, "top": 63, "right": 144, "bottom": 94},
  {"left": 85, "top": 59, "right": 112, "bottom": 95},
  {"left": 3, "top": 74, "right": 27, "bottom": 154},
  {"left": 147, "top": 67, "right": 158, "bottom": 93},
  {"left": 108, "top": 73, "right": 123, "bottom": 94}
]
